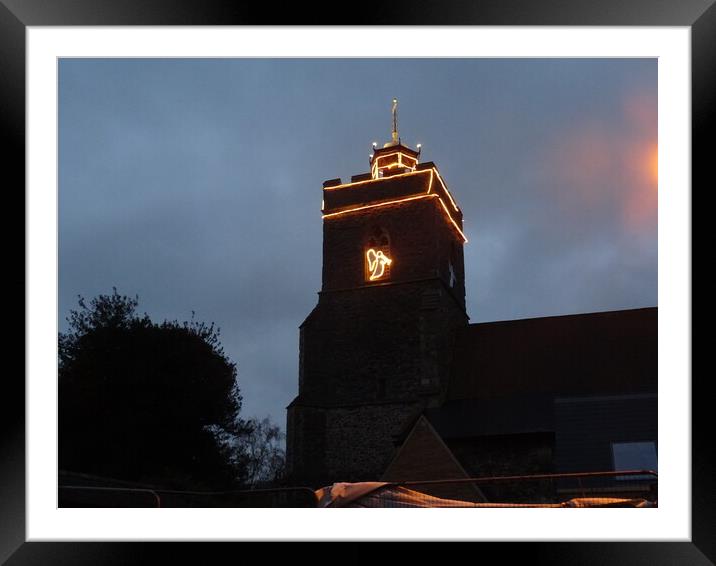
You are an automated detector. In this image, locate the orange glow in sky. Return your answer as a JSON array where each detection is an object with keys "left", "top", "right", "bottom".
[
  {"left": 540, "top": 90, "right": 657, "bottom": 234},
  {"left": 648, "top": 142, "right": 658, "bottom": 187}
]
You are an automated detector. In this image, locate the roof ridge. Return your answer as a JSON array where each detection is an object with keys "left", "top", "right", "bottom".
[{"left": 467, "top": 306, "right": 657, "bottom": 327}]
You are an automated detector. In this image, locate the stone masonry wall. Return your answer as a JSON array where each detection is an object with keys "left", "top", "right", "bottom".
[{"left": 287, "top": 184, "right": 468, "bottom": 486}]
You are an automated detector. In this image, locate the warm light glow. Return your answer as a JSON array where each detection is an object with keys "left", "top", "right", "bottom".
[
  {"left": 648, "top": 142, "right": 658, "bottom": 187},
  {"left": 371, "top": 150, "right": 419, "bottom": 178},
  {"left": 432, "top": 168, "right": 460, "bottom": 212},
  {"left": 323, "top": 165, "right": 460, "bottom": 219},
  {"left": 322, "top": 193, "right": 438, "bottom": 218},
  {"left": 400, "top": 153, "right": 417, "bottom": 168},
  {"left": 322, "top": 192, "right": 466, "bottom": 243},
  {"left": 377, "top": 161, "right": 415, "bottom": 172},
  {"left": 373, "top": 151, "right": 417, "bottom": 168},
  {"left": 436, "top": 196, "right": 468, "bottom": 243},
  {"left": 321, "top": 165, "right": 466, "bottom": 243},
  {"left": 323, "top": 168, "right": 432, "bottom": 191},
  {"left": 366, "top": 248, "right": 392, "bottom": 280},
  {"left": 426, "top": 169, "right": 434, "bottom": 193}
]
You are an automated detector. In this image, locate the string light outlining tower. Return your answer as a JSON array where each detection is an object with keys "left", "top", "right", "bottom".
[{"left": 287, "top": 100, "right": 469, "bottom": 483}]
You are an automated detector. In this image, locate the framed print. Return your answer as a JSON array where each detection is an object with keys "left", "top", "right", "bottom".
[{"left": 5, "top": 0, "right": 709, "bottom": 562}]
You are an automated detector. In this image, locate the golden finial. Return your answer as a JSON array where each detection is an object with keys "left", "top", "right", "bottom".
[{"left": 391, "top": 97, "right": 399, "bottom": 144}]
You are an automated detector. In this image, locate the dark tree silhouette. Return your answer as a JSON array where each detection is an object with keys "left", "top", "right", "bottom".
[
  {"left": 59, "top": 289, "right": 250, "bottom": 489},
  {"left": 241, "top": 417, "right": 286, "bottom": 487}
]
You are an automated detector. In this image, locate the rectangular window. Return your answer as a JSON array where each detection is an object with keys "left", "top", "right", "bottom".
[{"left": 612, "top": 441, "right": 657, "bottom": 480}]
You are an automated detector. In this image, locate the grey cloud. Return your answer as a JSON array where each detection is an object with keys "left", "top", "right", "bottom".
[{"left": 59, "top": 58, "right": 657, "bottom": 426}]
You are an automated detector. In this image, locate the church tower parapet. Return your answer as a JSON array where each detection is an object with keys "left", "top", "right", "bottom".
[{"left": 287, "top": 100, "right": 469, "bottom": 486}]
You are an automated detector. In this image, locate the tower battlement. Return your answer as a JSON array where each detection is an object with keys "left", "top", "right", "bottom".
[{"left": 286, "top": 103, "right": 469, "bottom": 486}]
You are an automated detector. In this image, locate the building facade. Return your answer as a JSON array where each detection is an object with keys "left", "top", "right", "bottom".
[
  {"left": 286, "top": 105, "right": 657, "bottom": 493},
  {"left": 286, "top": 105, "right": 469, "bottom": 485}
]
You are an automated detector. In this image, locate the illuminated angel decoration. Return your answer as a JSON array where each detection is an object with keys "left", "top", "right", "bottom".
[{"left": 366, "top": 248, "right": 393, "bottom": 281}]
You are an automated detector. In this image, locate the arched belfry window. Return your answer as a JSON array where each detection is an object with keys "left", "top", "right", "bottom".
[{"left": 365, "top": 226, "right": 392, "bottom": 282}]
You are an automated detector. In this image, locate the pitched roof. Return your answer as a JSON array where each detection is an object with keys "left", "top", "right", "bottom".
[
  {"left": 448, "top": 307, "right": 657, "bottom": 402},
  {"left": 426, "top": 396, "right": 554, "bottom": 440},
  {"left": 381, "top": 415, "right": 486, "bottom": 502}
]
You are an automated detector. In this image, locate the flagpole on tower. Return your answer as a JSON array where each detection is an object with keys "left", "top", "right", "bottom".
[{"left": 391, "top": 97, "right": 399, "bottom": 144}]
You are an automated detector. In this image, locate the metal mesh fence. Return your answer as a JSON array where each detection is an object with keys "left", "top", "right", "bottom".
[
  {"left": 386, "top": 470, "right": 657, "bottom": 508},
  {"left": 340, "top": 486, "right": 655, "bottom": 508},
  {"left": 59, "top": 485, "right": 318, "bottom": 508},
  {"left": 59, "top": 470, "right": 656, "bottom": 508}
]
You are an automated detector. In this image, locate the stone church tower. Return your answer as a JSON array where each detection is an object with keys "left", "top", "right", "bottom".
[{"left": 286, "top": 101, "right": 468, "bottom": 486}]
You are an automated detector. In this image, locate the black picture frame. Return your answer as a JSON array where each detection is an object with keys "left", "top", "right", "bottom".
[{"left": 4, "top": 1, "right": 708, "bottom": 562}]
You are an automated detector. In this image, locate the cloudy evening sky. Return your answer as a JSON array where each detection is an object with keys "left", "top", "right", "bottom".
[{"left": 58, "top": 58, "right": 657, "bottom": 427}]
